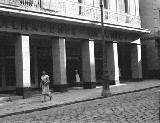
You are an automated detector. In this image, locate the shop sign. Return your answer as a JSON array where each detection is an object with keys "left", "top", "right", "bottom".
[
  {"left": 0, "top": 16, "right": 136, "bottom": 41},
  {"left": 0, "top": 16, "right": 80, "bottom": 37}
]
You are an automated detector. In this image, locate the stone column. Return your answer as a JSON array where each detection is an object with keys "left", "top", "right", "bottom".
[
  {"left": 131, "top": 42, "right": 142, "bottom": 81},
  {"left": 135, "top": 0, "right": 139, "bottom": 16},
  {"left": 106, "top": 42, "right": 120, "bottom": 85},
  {"left": 52, "top": 37, "right": 67, "bottom": 92},
  {"left": 110, "top": 0, "right": 117, "bottom": 11},
  {"left": 129, "top": 0, "right": 136, "bottom": 15},
  {"left": 15, "top": 35, "right": 31, "bottom": 98},
  {"left": 81, "top": 40, "right": 96, "bottom": 89}
]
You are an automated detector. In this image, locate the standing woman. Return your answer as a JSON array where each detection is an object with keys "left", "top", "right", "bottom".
[
  {"left": 40, "top": 70, "right": 52, "bottom": 102},
  {"left": 75, "top": 70, "right": 80, "bottom": 83}
]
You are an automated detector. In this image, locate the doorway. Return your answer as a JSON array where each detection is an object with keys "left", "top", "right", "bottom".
[
  {"left": 66, "top": 58, "right": 81, "bottom": 83},
  {"left": 118, "top": 43, "right": 132, "bottom": 80},
  {"left": 66, "top": 41, "right": 82, "bottom": 86},
  {"left": 37, "top": 47, "right": 53, "bottom": 88}
]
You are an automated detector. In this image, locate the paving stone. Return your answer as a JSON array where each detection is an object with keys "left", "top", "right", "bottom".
[{"left": 0, "top": 80, "right": 160, "bottom": 122}]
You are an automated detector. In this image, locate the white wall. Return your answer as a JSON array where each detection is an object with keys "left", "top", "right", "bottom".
[
  {"left": 156, "top": 0, "right": 160, "bottom": 8},
  {"left": 83, "top": 0, "right": 138, "bottom": 16}
]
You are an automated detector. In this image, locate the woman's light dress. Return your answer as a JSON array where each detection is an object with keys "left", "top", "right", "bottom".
[
  {"left": 76, "top": 73, "right": 80, "bottom": 82},
  {"left": 41, "top": 75, "right": 51, "bottom": 95}
]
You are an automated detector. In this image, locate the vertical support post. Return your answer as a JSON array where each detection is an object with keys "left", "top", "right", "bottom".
[
  {"left": 100, "top": 0, "right": 111, "bottom": 97},
  {"left": 52, "top": 37, "right": 67, "bottom": 92},
  {"left": 131, "top": 39, "right": 142, "bottom": 81},
  {"left": 106, "top": 42, "right": 120, "bottom": 85},
  {"left": 81, "top": 40, "right": 96, "bottom": 89},
  {"left": 15, "top": 35, "right": 31, "bottom": 98}
]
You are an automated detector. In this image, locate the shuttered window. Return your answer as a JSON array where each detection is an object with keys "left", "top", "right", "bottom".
[
  {"left": 124, "top": 0, "right": 129, "bottom": 13},
  {"left": 103, "top": 0, "right": 109, "bottom": 9}
]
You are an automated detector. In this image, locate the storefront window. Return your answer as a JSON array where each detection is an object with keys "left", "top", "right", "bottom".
[
  {"left": 0, "top": 48, "right": 2, "bottom": 87},
  {"left": 5, "top": 46, "right": 16, "bottom": 86},
  {"left": 95, "top": 43, "right": 103, "bottom": 80},
  {"left": 156, "top": 39, "right": 160, "bottom": 63},
  {"left": 30, "top": 46, "right": 35, "bottom": 85}
]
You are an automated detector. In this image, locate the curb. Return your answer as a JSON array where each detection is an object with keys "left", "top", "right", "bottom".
[{"left": 0, "top": 85, "right": 160, "bottom": 118}]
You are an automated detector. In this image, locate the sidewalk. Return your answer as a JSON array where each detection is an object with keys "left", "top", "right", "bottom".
[{"left": 0, "top": 80, "right": 160, "bottom": 118}]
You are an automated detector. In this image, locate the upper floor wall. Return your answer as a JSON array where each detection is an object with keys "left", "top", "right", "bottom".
[
  {"left": 101, "top": 0, "right": 139, "bottom": 16},
  {"left": 155, "top": 0, "right": 160, "bottom": 33},
  {"left": 140, "top": 0, "right": 160, "bottom": 35},
  {"left": 0, "top": 0, "right": 141, "bottom": 29}
]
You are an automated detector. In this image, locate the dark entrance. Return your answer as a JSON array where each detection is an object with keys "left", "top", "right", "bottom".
[
  {"left": 37, "top": 47, "right": 53, "bottom": 88},
  {"left": 5, "top": 45, "right": 16, "bottom": 86},
  {"left": 141, "top": 45, "right": 148, "bottom": 79},
  {"left": 66, "top": 41, "right": 82, "bottom": 86},
  {"left": 0, "top": 36, "right": 16, "bottom": 88},
  {"left": 66, "top": 58, "right": 81, "bottom": 82},
  {"left": 118, "top": 43, "right": 132, "bottom": 80},
  {"left": 95, "top": 42, "right": 103, "bottom": 82}
]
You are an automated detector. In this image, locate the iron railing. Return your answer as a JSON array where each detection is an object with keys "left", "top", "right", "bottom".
[{"left": 0, "top": 0, "right": 141, "bottom": 27}]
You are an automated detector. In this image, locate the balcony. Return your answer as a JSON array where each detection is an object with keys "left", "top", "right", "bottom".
[{"left": 0, "top": 0, "right": 141, "bottom": 28}]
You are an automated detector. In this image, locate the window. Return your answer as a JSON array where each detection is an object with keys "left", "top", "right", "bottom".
[
  {"left": 78, "top": 0, "right": 82, "bottom": 3},
  {"left": 103, "top": 0, "right": 109, "bottom": 9},
  {"left": 124, "top": 0, "right": 129, "bottom": 13},
  {"left": 78, "top": 0, "right": 82, "bottom": 15}
]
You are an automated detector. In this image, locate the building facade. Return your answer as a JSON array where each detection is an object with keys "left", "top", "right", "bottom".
[
  {"left": 140, "top": 0, "right": 160, "bottom": 79},
  {"left": 0, "top": 0, "right": 148, "bottom": 97}
]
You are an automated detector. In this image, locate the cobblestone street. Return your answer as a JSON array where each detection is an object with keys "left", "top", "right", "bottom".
[{"left": 0, "top": 87, "right": 159, "bottom": 123}]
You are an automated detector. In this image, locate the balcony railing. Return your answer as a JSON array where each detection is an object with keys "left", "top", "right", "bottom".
[{"left": 0, "top": 0, "right": 141, "bottom": 28}]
